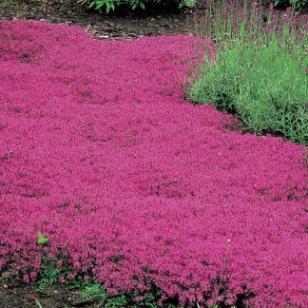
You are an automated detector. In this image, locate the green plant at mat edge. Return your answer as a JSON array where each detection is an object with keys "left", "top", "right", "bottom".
[{"left": 187, "top": 0, "right": 307, "bottom": 145}]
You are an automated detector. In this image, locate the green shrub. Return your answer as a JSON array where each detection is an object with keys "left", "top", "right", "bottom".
[
  {"left": 187, "top": 0, "right": 307, "bottom": 145},
  {"left": 76, "top": 0, "right": 197, "bottom": 14},
  {"left": 272, "top": 0, "right": 307, "bottom": 11}
]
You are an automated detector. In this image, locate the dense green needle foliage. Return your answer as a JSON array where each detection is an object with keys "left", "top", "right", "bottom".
[{"left": 188, "top": 0, "right": 307, "bottom": 145}]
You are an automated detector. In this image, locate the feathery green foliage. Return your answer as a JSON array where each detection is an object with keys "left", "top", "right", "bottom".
[{"left": 188, "top": 0, "right": 307, "bottom": 144}]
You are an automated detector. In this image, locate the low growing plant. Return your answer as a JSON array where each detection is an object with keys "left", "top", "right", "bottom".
[
  {"left": 1, "top": 19, "right": 307, "bottom": 307},
  {"left": 38, "top": 258, "right": 60, "bottom": 290},
  {"left": 31, "top": 250, "right": 170, "bottom": 307}
]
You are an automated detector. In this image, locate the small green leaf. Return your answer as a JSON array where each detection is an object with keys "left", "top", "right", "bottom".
[
  {"left": 96, "top": 2, "right": 103, "bottom": 9},
  {"left": 37, "top": 232, "right": 49, "bottom": 245},
  {"left": 139, "top": 2, "right": 145, "bottom": 10}
]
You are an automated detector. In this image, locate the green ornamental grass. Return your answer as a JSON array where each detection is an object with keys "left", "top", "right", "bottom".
[{"left": 188, "top": 0, "right": 307, "bottom": 145}]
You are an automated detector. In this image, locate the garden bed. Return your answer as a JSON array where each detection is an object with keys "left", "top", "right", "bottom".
[{"left": 0, "top": 18, "right": 307, "bottom": 307}]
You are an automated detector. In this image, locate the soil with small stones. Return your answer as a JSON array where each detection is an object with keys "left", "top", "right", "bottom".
[
  {"left": 0, "top": 2, "right": 210, "bottom": 308},
  {"left": 0, "top": 0, "right": 208, "bottom": 40},
  {"left": 0, "top": 281, "right": 101, "bottom": 308}
]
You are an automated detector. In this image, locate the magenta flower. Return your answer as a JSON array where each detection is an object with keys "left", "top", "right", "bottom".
[{"left": 0, "top": 20, "right": 307, "bottom": 307}]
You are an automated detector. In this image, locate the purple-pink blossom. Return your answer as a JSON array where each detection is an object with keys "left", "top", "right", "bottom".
[{"left": 0, "top": 20, "right": 307, "bottom": 306}]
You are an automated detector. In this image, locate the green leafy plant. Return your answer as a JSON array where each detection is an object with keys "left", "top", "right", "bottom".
[
  {"left": 38, "top": 258, "right": 60, "bottom": 289},
  {"left": 77, "top": 0, "right": 147, "bottom": 13},
  {"left": 179, "top": 0, "right": 198, "bottom": 8},
  {"left": 79, "top": 283, "right": 108, "bottom": 301},
  {"left": 37, "top": 254, "right": 79, "bottom": 290},
  {"left": 77, "top": 0, "right": 197, "bottom": 14},
  {"left": 37, "top": 232, "right": 49, "bottom": 245},
  {"left": 33, "top": 253, "right": 163, "bottom": 306},
  {"left": 272, "top": 0, "right": 307, "bottom": 11},
  {"left": 129, "top": 0, "right": 146, "bottom": 10},
  {"left": 187, "top": 0, "right": 307, "bottom": 145},
  {"left": 77, "top": 0, "right": 120, "bottom": 13},
  {"left": 79, "top": 283, "right": 163, "bottom": 307}
]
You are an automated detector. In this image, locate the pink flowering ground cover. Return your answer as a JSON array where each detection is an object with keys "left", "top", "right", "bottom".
[{"left": 0, "top": 20, "right": 307, "bottom": 306}]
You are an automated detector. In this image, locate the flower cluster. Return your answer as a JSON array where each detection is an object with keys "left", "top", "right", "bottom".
[{"left": 0, "top": 20, "right": 307, "bottom": 306}]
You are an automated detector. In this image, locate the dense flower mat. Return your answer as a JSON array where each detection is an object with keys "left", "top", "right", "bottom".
[{"left": 0, "top": 20, "right": 307, "bottom": 306}]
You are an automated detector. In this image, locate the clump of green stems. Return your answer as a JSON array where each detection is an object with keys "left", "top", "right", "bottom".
[{"left": 188, "top": 0, "right": 307, "bottom": 145}]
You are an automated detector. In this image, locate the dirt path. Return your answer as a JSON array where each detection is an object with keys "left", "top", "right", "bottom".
[{"left": 0, "top": 0, "right": 207, "bottom": 40}]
